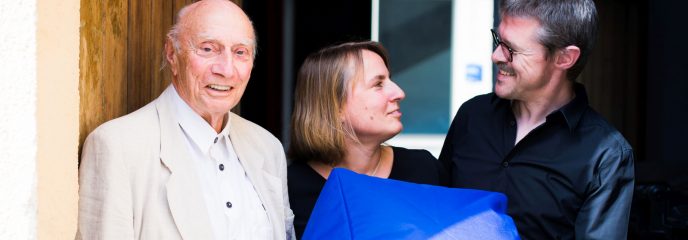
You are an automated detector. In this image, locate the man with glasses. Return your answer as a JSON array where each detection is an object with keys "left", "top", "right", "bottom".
[
  {"left": 439, "top": 0, "right": 634, "bottom": 239},
  {"left": 77, "top": 0, "right": 295, "bottom": 239}
]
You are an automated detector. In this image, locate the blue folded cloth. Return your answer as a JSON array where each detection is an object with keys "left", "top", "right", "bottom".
[{"left": 302, "top": 168, "right": 520, "bottom": 240}]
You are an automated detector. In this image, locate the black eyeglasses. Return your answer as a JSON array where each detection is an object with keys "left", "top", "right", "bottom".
[{"left": 491, "top": 29, "right": 519, "bottom": 62}]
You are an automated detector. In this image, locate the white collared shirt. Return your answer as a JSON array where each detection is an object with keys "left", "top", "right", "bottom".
[{"left": 171, "top": 87, "right": 272, "bottom": 240}]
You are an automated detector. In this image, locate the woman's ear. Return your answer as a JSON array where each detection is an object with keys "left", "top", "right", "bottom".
[
  {"left": 165, "top": 39, "right": 179, "bottom": 76},
  {"left": 339, "top": 108, "right": 346, "bottom": 125},
  {"left": 555, "top": 45, "right": 581, "bottom": 70}
]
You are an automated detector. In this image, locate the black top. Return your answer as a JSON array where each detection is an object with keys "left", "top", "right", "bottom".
[
  {"left": 439, "top": 83, "right": 634, "bottom": 240},
  {"left": 288, "top": 146, "right": 447, "bottom": 239}
]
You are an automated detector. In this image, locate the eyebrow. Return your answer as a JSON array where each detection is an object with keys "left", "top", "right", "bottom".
[
  {"left": 498, "top": 33, "right": 517, "bottom": 49},
  {"left": 367, "top": 74, "right": 387, "bottom": 84},
  {"left": 195, "top": 33, "right": 256, "bottom": 48},
  {"left": 493, "top": 29, "right": 518, "bottom": 50}
]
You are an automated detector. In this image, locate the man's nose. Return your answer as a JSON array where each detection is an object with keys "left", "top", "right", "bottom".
[
  {"left": 491, "top": 46, "right": 506, "bottom": 63},
  {"left": 211, "top": 53, "right": 236, "bottom": 78}
]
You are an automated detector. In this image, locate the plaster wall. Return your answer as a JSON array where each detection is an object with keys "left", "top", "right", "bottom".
[
  {"left": 0, "top": 0, "right": 38, "bottom": 239},
  {"left": 37, "top": 0, "right": 80, "bottom": 238},
  {"left": 0, "top": 0, "right": 80, "bottom": 238}
]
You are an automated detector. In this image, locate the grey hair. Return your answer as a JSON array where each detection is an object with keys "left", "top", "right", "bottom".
[
  {"left": 160, "top": 4, "right": 193, "bottom": 72},
  {"left": 500, "top": 0, "right": 598, "bottom": 81}
]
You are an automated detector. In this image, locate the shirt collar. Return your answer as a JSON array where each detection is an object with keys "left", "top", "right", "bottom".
[
  {"left": 553, "top": 82, "right": 588, "bottom": 131},
  {"left": 490, "top": 92, "right": 502, "bottom": 105},
  {"left": 489, "top": 82, "right": 589, "bottom": 131},
  {"left": 171, "top": 85, "right": 232, "bottom": 152}
]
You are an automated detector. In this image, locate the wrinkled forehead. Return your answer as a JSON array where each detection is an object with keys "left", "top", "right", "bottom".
[{"left": 179, "top": 2, "right": 256, "bottom": 46}]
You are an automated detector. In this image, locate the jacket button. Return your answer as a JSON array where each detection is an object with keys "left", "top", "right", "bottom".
[{"left": 502, "top": 161, "right": 509, "bottom": 167}]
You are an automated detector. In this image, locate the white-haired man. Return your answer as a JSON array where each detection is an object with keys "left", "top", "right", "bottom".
[{"left": 77, "top": 1, "right": 295, "bottom": 239}]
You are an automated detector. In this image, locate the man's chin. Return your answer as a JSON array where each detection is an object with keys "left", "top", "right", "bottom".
[
  {"left": 204, "top": 104, "right": 236, "bottom": 116},
  {"left": 494, "top": 87, "right": 510, "bottom": 99}
]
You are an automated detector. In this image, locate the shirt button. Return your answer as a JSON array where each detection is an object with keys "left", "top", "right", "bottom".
[
  {"left": 502, "top": 161, "right": 509, "bottom": 167},
  {"left": 226, "top": 201, "right": 232, "bottom": 208},
  {"left": 219, "top": 164, "right": 225, "bottom": 171},
  {"left": 214, "top": 137, "right": 218, "bottom": 143}
]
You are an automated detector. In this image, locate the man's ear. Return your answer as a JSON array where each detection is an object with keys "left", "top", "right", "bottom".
[
  {"left": 165, "top": 38, "right": 179, "bottom": 76},
  {"left": 555, "top": 45, "right": 581, "bottom": 70}
]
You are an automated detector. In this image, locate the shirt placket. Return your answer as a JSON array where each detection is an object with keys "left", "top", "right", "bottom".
[{"left": 209, "top": 134, "right": 236, "bottom": 238}]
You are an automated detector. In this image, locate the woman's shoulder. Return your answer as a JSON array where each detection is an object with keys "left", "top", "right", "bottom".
[
  {"left": 287, "top": 160, "right": 327, "bottom": 196},
  {"left": 288, "top": 161, "right": 318, "bottom": 179},
  {"left": 389, "top": 146, "right": 447, "bottom": 186},
  {"left": 391, "top": 146, "right": 437, "bottom": 163}
]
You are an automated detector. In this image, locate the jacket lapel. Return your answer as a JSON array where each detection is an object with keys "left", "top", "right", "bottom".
[
  {"left": 156, "top": 87, "right": 214, "bottom": 240},
  {"left": 228, "top": 114, "right": 285, "bottom": 237}
]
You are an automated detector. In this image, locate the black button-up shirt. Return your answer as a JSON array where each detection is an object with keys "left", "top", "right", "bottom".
[{"left": 439, "top": 83, "right": 634, "bottom": 239}]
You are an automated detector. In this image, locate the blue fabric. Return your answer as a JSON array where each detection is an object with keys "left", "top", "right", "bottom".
[{"left": 302, "top": 168, "right": 520, "bottom": 240}]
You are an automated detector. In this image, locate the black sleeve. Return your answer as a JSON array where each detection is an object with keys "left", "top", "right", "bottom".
[
  {"left": 439, "top": 108, "right": 461, "bottom": 178},
  {"left": 575, "top": 148, "right": 635, "bottom": 239},
  {"left": 434, "top": 154, "right": 451, "bottom": 187}
]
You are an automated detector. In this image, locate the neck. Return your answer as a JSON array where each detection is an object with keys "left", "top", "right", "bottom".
[
  {"left": 172, "top": 82, "right": 227, "bottom": 133},
  {"left": 513, "top": 79, "right": 574, "bottom": 125},
  {"left": 339, "top": 140, "right": 383, "bottom": 176},
  {"left": 511, "top": 77, "right": 574, "bottom": 144},
  {"left": 201, "top": 114, "right": 226, "bottom": 133}
]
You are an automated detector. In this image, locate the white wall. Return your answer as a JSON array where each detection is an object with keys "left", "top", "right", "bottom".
[
  {"left": 0, "top": 0, "right": 38, "bottom": 239},
  {"left": 372, "top": 0, "right": 494, "bottom": 157},
  {"left": 451, "top": 0, "right": 494, "bottom": 115}
]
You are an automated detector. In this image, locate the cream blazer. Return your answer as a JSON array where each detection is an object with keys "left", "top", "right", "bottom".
[{"left": 77, "top": 86, "right": 295, "bottom": 239}]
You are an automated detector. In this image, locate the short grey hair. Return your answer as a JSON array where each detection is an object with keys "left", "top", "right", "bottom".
[
  {"left": 160, "top": 4, "right": 193, "bottom": 72},
  {"left": 500, "top": 0, "right": 598, "bottom": 81},
  {"left": 166, "top": 5, "right": 192, "bottom": 53}
]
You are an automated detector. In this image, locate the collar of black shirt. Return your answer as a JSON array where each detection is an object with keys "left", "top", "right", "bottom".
[{"left": 489, "top": 82, "right": 590, "bottom": 132}]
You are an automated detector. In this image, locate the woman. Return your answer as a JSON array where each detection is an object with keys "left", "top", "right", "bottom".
[{"left": 287, "top": 41, "right": 447, "bottom": 238}]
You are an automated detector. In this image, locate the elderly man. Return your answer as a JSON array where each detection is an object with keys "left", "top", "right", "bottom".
[
  {"left": 77, "top": 0, "right": 295, "bottom": 239},
  {"left": 439, "top": 0, "right": 634, "bottom": 239}
]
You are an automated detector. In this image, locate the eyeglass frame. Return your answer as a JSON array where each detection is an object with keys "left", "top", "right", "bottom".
[{"left": 491, "top": 29, "right": 521, "bottom": 62}]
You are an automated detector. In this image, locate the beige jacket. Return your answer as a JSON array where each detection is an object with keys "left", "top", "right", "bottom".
[{"left": 77, "top": 86, "right": 295, "bottom": 239}]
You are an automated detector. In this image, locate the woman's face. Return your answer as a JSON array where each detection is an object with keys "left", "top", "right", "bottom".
[{"left": 342, "top": 50, "right": 405, "bottom": 144}]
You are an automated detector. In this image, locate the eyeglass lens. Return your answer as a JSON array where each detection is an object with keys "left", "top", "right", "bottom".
[{"left": 491, "top": 29, "right": 513, "bottom": 62}]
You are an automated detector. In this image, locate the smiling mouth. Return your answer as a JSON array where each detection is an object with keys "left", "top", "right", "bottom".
[
  {"left": 499, "top": 69, "right": 515, "bottom": 76},
  {"left": 497, "top": 63, "right": 515, "bottom": 77},
  {"left": 207, "top": 84, "right": 231, "bottom": 91}
]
